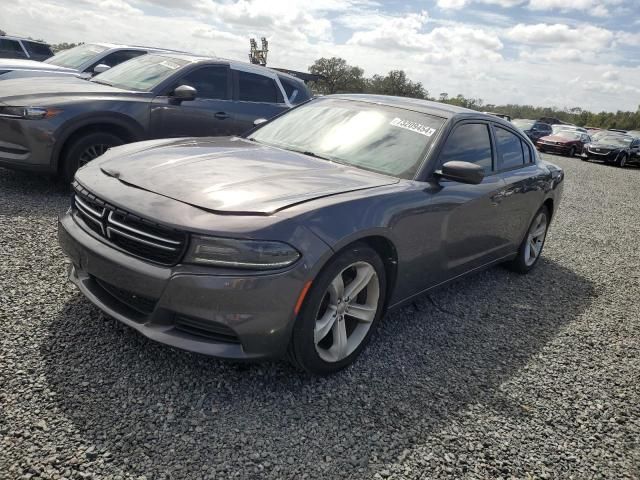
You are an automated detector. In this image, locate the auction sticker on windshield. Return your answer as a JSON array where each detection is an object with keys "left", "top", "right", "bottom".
[{"left": 390, "top": 117, "right": 437, "bottom": 137}]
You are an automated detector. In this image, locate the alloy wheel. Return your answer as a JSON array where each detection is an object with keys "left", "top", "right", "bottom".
[
  {"left": 79, "top": 144, "right": 111, "bottom": 167},
  {"left": 313, "top": 261, "right": 380, "bottom": 363},
  {"left": 524, "top": 211, "right": 548, "bottom": 267}
]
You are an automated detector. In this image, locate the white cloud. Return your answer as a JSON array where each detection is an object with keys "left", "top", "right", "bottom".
[
  {"left": 506, "top": 23, "right": 614, "bottom": 51},
  {"left": 527, "top": 0, "right": 626, "bottom": 17}
]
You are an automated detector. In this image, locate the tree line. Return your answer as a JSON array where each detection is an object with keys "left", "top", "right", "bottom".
[{"left": 308, "top": 57, "right": 640, "bottom": 130}]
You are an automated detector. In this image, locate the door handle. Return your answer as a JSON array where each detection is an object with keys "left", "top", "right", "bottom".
[{"left": 214, "top": 112, "right": 230, "bottom": 120}]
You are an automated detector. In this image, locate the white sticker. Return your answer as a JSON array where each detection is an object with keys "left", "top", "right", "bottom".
[
  {"left": 159, "top": 60, "right": 180, "bottom": 70},
  {"left": 390, "top": 117, "right": 437, "bottom": 137}
]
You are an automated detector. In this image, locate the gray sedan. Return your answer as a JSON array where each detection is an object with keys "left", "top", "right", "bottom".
[{"left": 58, "top": 95, "right": 564, "bottom": 374}]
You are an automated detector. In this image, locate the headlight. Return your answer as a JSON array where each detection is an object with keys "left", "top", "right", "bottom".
[
  {"left": 185, "top": 235, "right": 300, "bottom": 270},
  {"left": 0, "top": 106, "right": 62, "bottom": 120}
]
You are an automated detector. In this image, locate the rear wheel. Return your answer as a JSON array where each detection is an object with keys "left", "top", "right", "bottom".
[
  {"left": 288, "top": 244, "right": 386, "bottom": 375},
  {"left": 506, "top": 206, "right": 550, "bottom": 274},
  {"left": 61, "top": 132, "right": 124, "bottom": 183}
]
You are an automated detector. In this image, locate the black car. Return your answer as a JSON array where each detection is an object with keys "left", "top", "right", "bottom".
[
  {"left": 512, "top": 119, "right": 553, "bottom": 141},
  {"left": 0, "top": 53, "right": 311, "bottom": 181},
  {"left": 0, "top": 33, "right": 54, "bottom": 61},
  {"left": 583, "top": 134, "right": 640, "bottom": 167}
]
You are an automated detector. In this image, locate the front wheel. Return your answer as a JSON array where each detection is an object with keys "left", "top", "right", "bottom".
[
  {"left": 61, "top": 132, "right": 124, "bottom": 183},
  {"left": 506, "top": 206, "right": 550, "bottom": 274},
  {"left": 617, "top": 154, "right": 628, "bottom": 168},
  {"left": 288, "top": 244, "right": 387, "bottom": 375},
  {"left": 568, "top": 146, "right": 576, "bottom": 157}
]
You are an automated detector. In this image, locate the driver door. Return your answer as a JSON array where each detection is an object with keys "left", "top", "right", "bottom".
[{"left": 149, "top": 65, "right": 240, "bottom": 138}]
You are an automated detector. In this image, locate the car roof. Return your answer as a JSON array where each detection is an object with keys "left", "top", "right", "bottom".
[
  {"left": 148, "top": 52, "right": 307, "bottom": 84},
  {"left": 85, "top": 43, "right": 185, "bottom": 54},
  {"left": 0, "top": 34, "right": 50, "bottom": 46},
  {"left": 320, "top": 94, "right": 494, "bottom": 120}
]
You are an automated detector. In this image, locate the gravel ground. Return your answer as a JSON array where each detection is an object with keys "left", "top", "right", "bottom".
[{"left": 0, "top": 154, "right": 638, "bottom": 480}]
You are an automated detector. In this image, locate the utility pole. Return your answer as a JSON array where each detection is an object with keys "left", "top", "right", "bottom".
[{"left": 249, "top": 37, "right": 268, "bottom": 66}]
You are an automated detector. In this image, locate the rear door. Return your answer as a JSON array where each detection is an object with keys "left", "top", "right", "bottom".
[
  {"left": 149, "top": 64, "right": 237, "bottom": 138},
  {"left": 492, "top": 125, "right": 547, "bottom": 249},
  {"left": 224, "top": 69, "right": 290, "bottom": 135}
]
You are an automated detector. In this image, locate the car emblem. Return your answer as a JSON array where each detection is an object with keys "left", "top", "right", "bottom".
[{"left": 596, "top": 148, "right": 600, "bottom": 152}]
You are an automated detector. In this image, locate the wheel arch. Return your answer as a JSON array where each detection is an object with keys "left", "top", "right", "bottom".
[{"left": 53, "top": 114, "right": 145, "bottom": 173}]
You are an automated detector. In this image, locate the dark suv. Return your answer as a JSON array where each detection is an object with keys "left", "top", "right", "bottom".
[
  {"left": 512, "top": 119, "right": 553, "bottom": 142},
  {"left": 0, "top": 53, "right": 311, "bottom": 180},
  {"left": 0, "top": 34, "right": 54, "bottom": 61}
]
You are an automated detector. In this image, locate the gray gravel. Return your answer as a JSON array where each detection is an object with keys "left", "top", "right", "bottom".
[{"left": 1, "top": 154, "right": 639, "bottom": 480}]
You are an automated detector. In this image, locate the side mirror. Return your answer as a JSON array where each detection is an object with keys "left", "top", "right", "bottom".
[
  {"left": 93, "top": 64, "right": 110, "bottom": 74},
  {"left": 437, "top": 161, "right": 485, "bottom": 185},
  {"left": 172, "top": 85, "right": 197, "bottom": 101},
  {"left": 253, "top": 118, "right": 268, "bottom": 127}
]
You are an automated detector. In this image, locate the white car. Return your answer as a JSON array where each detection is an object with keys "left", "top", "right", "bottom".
[{"left": 0, "top": 43, "right": 181, "bottom": 81}]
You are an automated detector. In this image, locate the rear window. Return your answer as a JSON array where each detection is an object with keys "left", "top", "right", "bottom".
[
  {"left": 495, "top": 126, "right": 525, "bottom": 170},
  {"left": 279, "top": 76, "right": 309, "bottom": 104},
  {"left": 23, "top": 41, "right": 53, "bottom": 57},
  {"left": 238, "top": 71, "right": 279, "bottom": 103}
]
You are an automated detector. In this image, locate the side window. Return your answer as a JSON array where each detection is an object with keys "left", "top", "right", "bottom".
[
  {"left": 495, "top": 126, "right": 525, "bottom": 170},
  {"left": 92, "top": 50, "right": 145, "bottom": 69},
  {"left": 0, "top": 39, "right": 27, "bottom": 58},
  {"left": 523, "top": 142, "right": 532, "bottom": 164},
  {"left": 22, "top": 41, "right": 54, "bottom": 58},
  {"left": 238, "top": 71, "right": 279, "bottom": 103},
  {"left": 439, "top": 123, "right": 493, "bottom": 174},
  {"left": 177, "top": 66, "right": 228, "bottom": 100}
]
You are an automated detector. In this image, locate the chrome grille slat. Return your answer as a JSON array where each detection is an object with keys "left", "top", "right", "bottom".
[
  {"left": 71, "top": 182, "right": 187, "bottom": 265},
  {"left": 107, "top": 211, "right": 181, "bottom": 246},
  {"left": 106, "top": 226, "right": 178, "bottom": 251}
]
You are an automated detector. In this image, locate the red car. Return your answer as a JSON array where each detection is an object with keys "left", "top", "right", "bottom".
[{"left": 536, "top": 130, "right": 591, "bottom": 157}]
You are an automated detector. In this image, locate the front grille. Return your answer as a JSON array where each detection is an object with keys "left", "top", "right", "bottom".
[
  {"left": 96, "top": 278, "right": 158, "bottom": 315},
  {"left": 72, "top": 182, "right": 187, "bottom": 266},
  {"left": 174, "top": 316, "right": 240, "bottom": 344}
]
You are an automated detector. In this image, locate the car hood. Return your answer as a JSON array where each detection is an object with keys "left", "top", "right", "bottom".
[
  {"left": 590, "top": 141, "right": 626, "bottom": 150},
  {"left": 0, "top": 58, "right": 77, "bottom": 72},
  {"left": 0, "top": 76, "right": 139, "bottom": 104},
  {"left": 87, "top": 137, "right": 399, "bottom": 215}
]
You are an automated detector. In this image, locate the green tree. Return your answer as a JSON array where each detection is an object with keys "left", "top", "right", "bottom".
[
  {"left": 308, "top": 57, "right": 365, "bottom": 94},
  {"left": 51, "top": 42, "right": 83, "bottom": 53},
  {"left": 365, "top": 70, "right": 427, "bottom": 99}
]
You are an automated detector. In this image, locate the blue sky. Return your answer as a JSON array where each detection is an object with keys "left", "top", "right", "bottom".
[{"left": 5, "top": 0, "right": 640, "bottom": 111}]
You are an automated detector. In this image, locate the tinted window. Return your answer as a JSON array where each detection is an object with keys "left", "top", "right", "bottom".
[
  {"left": 523, "top": 142, "right": 532, "bottom": 164},
  {"left": 238, "top": 71, "right": 278, "bottom": 103},
  {"left": 0, "top": 39, "right": 26, "bottom": 57},
  {"left": 23, "top": 41, "right": 53, "bottom": 58},
  {"left": 93, "top": 49, "right": 145, "bottom": 69},
  {"left": 279, "top": 77, "right": 309, "bottom": 104},
  {"left": 439, "top": 123, "right": 493, "bottom": 173},
  {"left": 495, "top": 127, "right": 524, "bottom": 170},
  {"left": 178, "top": 66, "right": 228, "bottom": 99}
]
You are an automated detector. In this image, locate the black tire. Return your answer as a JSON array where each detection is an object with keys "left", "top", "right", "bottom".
[
  {"left": 506, "top": 205, "right": 550, "bottom": 274},
  {"left": 61, "top": 132, "right": 124, "bottom": 183},
  {"left": 617, "top": 153, "right": 628, "bottom": 168},
  {"left": 288, "top": 243, "right": 387, "bottom": 375},
  {"left": 568, "top": 146, "right": 576, "bottom": 157}
]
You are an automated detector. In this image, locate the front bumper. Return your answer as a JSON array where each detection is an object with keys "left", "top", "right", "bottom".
[
  {"left": 58, "top": 211, "right": 314, "bottom": 360},
  {"left": 536, "top": 142, "right": 572, "bottom": 155},
  {"left": 585, "top": 149, "right": 619, "bottom": 162},
  {"left": 0, "top": 116, "right": 56, "bottom": 172}
]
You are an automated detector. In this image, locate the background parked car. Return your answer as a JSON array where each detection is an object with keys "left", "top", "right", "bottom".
[
  {"left": 0, "top": 43, "right": 177, "bottom": 80},
  {"left": 583, "top": 134, "right": 640, "bottom": 167},
  {"left": 512, "top": 118, "right": 553, "bottom": 141},
  {"left": 0, "top": 32, "right": 53, "bottom": 61},
  {"left": 536, "top": 130, "right": 591, "bottom": 157},
  {"left": 0, "top": 53, "right": 311, "bottom": 181},
  {"left": 552, "top": 124, "right": 587, "bottom": 134}
]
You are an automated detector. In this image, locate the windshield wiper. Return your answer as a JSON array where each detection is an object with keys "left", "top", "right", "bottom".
[
  {"left": 288, "top": 148, "right": 332, "bottom": 162},
  {"left": 91, "top": 79, "right": 112, "bottom": 86}
]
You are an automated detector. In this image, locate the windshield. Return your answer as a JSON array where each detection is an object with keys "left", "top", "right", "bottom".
[
  {"left": 512, "top": 119, "right": 534, "bottom": 130},
  {"left": 90, "top": 55, "right": 189, "bottom": 92},
  {"left": 599, "top": 136, "right": 632, "bottom": 146},
  {"left": 45, "top": 44, "right": 108, "bottom": 69},
  {"left": 248, "top": 98, "right": 445, "bottom": 179}
]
